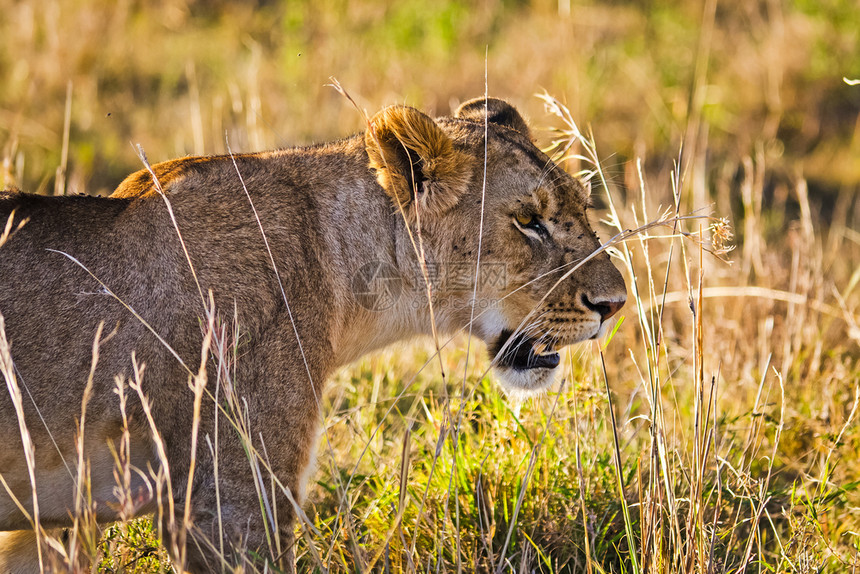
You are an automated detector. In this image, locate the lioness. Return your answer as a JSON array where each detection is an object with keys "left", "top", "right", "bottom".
[{"left": 0, "top": 98, "right": 626, "bottom": 572}]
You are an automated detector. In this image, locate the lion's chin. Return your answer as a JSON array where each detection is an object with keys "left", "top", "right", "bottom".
[
  {"left": 486, "top": 328, "right": 564, "bottom": 397},
  {"left": 492, "top": 363, "right": 563, "bottom": 398}
]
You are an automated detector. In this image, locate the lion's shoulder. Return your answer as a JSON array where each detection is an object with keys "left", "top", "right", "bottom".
[
  {"left": 109, "top": 143, "right": 365, "bottom": 200},
  {"left": 110, "top": 156, "right": 231, "bottom": 198}
]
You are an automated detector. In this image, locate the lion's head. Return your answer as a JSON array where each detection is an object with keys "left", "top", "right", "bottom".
[{"left": 365, "top": 97, "right": 627, "bottom": 394}]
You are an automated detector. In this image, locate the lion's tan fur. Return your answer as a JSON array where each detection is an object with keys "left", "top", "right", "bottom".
[{"left": 0, "top": 98, "right": 625, "bottom": 572}]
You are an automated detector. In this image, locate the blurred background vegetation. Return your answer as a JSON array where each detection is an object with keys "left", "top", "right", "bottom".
[{"left": 1, "top": 0, "right": 858, "bottom": 202}]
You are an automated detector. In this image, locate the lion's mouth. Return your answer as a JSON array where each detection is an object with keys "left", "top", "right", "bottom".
[{"left": 491, "top": 329, "right": 560, "bottom": 371}]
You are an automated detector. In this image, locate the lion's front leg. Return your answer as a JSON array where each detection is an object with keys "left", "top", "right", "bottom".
[
  {"left": 159, "top": 392, "right": 320, "bottom": 573},
  {"left": 159, "top": 486, "right": 299, "bottom": 574}
]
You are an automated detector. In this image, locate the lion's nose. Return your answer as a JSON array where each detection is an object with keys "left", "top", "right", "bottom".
[{"left": 582, "top": 294, "right": 626, "bottom": 322}]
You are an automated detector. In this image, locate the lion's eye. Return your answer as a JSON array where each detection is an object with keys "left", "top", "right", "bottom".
[
  {"left": 513, "top": 213, "right": 546, "bottom": 236},
  {"left": 515, "top": 213, "right": 535, "bottom": 226}
]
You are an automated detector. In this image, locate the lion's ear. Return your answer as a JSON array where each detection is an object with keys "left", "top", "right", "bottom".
[
  {"left": 366, "top": 105, "right": 473, "bottom": 215},
  {"left": 454, "top": 97, "right": 531, "bottom": 139}
]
